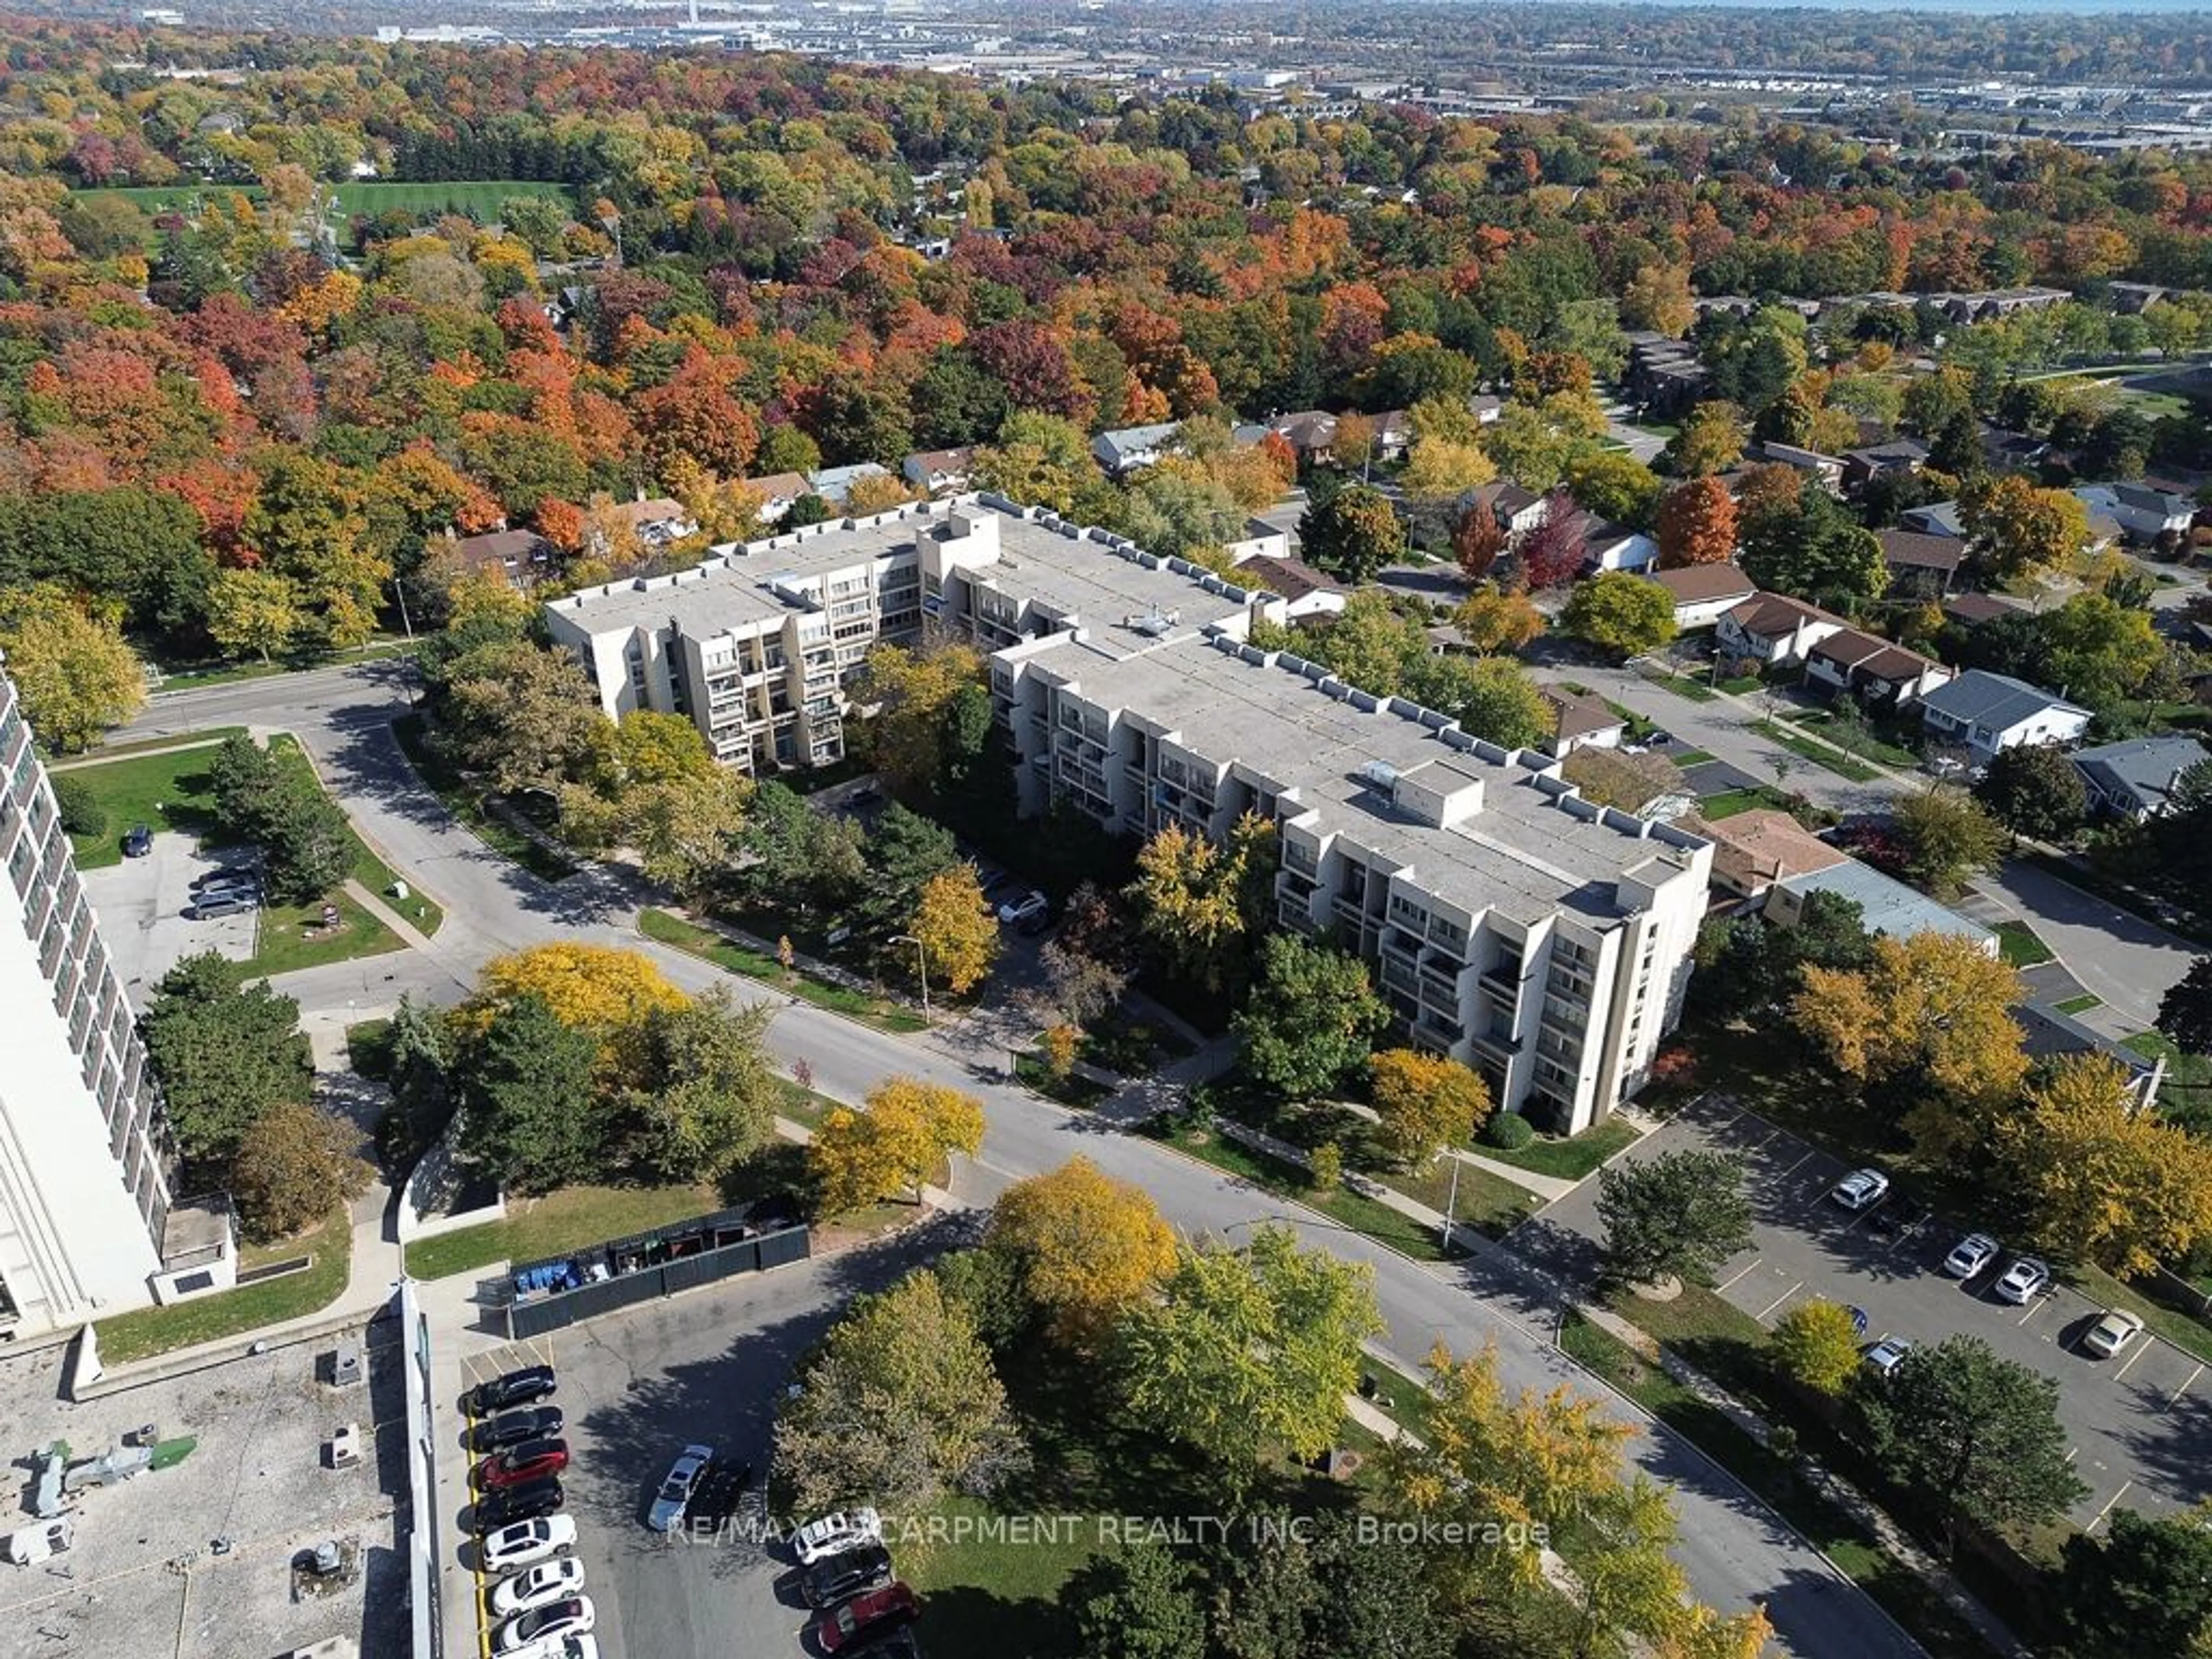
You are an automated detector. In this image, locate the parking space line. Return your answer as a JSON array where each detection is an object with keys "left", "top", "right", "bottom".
[
  {"left": 2087, "top": 1480, "right": 2134, "bottom": 1532},
  {"left": 2172, "top": 1362, "right": 2205, "bottom": 1407},
  {"left": 2113, "top": 1340, "right": 2152, "bottom": 1382},
  {"left": 1717, "top": 1260, "right": 1764, "bottom": 1293},
  {"left": 1756, "top": 1281, "right": 1804, "bottom": 1321},
  {"left": 2018, "top": 1297, "right": 2048, "bottom": 1327},
  {"left": 1774, "top": 1149, "right": 1816, "bottom": 1181}
]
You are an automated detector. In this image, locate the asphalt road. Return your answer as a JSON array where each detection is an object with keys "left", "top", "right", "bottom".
[
  {"left": 1525, "top": 1099, "right": 2212, "bottom": 1532},
  {"left": 123, "top": 663, "right": 1921, "bottom": 1659}
]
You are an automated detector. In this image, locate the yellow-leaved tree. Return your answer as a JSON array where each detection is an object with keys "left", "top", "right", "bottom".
[
  {"left": 852, "top": 641, "right": 985, "bottom": 794},
  {"left": 465, "top": 942, "right": 685, "bottom": 1082},
  {"left": 1368, "top": 1048, "right": 1490, "bottom": 1169},
  {"left": 985, "top": 1156, "right": 1177, "bottom": 1352},
  {"left": 910, "top": 865, "right": 998, "bottom": 995},
  {"left": 2002, "top": 1052, "right": 2212, "bottom": 1277},
  {"left": 808, "top": 1077, "right": 986, "bottom": 1213},
  {"left": 1127, "top": 813, "right": 1276, "bottom": 990}
]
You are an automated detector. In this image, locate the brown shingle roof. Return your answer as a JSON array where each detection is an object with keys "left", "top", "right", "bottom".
[
  {"left": 1725, "top": 592, "right": 1843, "bottom": 637},
  {"left": 1237, "top": 553, "right": 1342, "bottom": 603},
  {"left": 1544, "top": 690, "right": 1624, "bottom": 743},
  {"left": 1647, "top": 565, "right": 1755, "bottom": 603},
  {"left": 1877, "top": 529, "right": 1967, "bottom": 574},
  {"left": 1687, "top": 807, "right": 1847, "bottom": 893}
]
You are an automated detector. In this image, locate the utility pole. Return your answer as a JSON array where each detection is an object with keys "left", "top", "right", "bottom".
[{"left": 1440, "top": 1151, "right": 1461, "bottom": 1252}]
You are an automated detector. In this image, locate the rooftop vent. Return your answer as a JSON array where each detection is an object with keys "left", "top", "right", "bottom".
[
  {"left": 1357, "top": 759, "right": 1400, "bottom": 794},
  {"left": 1122, "top": 608, "right": 1179, "bottom": 637}
]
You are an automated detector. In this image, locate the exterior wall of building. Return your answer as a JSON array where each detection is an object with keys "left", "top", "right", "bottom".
[{"left": 0, "top": 678, "right": 171, "bottom": 1336}]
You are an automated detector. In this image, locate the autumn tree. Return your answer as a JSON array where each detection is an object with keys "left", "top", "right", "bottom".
[
  {"left": 1368, "top": 1048, "right": 1490, "bottom": 1169},
  {"left": 230, "top": 1100, "right": 372, "bottom": 1242},
  {"left": 2001, "top": 1053, "right": 2212, "bottom": 1276},
  {"left": 556, "top": 710, "right": 748, "bottom": 897},
  {"left": 1116, "top": 1224, "right": 1382, "bottom": 1488},
  {"left": 774, "top": 1268, "right": 1028, "bottom": 1514},
  {"left": 434, "top": 640, "right": 602, "bottom": 797},
  {"left": 1233, "top": 933, "right": 1391, "bottom": 1100},
  {"left": 986, "top": 1156, "right": 1177, "bottom": 1351},
  {"left": 1656, "top": 476, "right": 1739, "bottom": 569},
  {"left": 1452, "top": 585, "right": 1543, "bottom": 654},
  {"left": 1300, "top": 483, "right": 1407, "bottom": 584},
  {"left": 1127, "top": 815, "right": 1276, "bottom": 990},
  {"left": 854, "top": 641, "right": 986, "bottom": 796},
  {"left": 808, "top": 1077, "right": 986, "bottom": 1211},
  {"left": 1792, "top": 932, "right": 2027, "bottom": 1150},
  {"left": 206, "top": 566, "right": 301, "bottom": 664},
  {"left": 1596, "top": 1149, "right": 1753, "bottom": 1288},
  {"left": 1450, "top": 501, "right": 1509, "bottom": 582},
  {"left": 911, "top": 865, "right": 998, "bottom": 995},
  {"left": 1663, "top": 402, "right": 1747, "bottom": 478},
  {"left": 1516, "top": 492, "right": 1589, "bottom": 589},
  {"left": 1399, "top": 438, "right": 1496, "bottom": 505},
  {"left": 0, "top": 584, "right": 145, "bottom": 751},
  {"left": 1974, "top": 743, "right": 2088, "bottom": 843},
  {"left": 1770, "top": 1299, "right": 1864, "bottom": 1397},
  {"left": 1561, "top": 570, "right": 1678, "bottom": 658},
  {"left": 1893, "top": 786, "right": 2006, "bottom": 898},
  {"left": 466, "top": 942, "right": 685, "bottom": 1086},
  {"left": 1566, "top": 450, "right": 1664, "bottom": 532},
  {"left": 1965, "top": 475, "right": 2092, "bottom": 585}
]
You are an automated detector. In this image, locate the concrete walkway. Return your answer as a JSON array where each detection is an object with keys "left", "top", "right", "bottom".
[
  {"left": 51, "top": 733, "right": 237, "bottom": 768},
  {"left": 345, "top": 875, "right": 435, "bottom": 952}
]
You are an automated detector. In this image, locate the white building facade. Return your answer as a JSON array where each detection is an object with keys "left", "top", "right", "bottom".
[{"left": 0, "top": 674, "right": 187, "bottom": 1337}]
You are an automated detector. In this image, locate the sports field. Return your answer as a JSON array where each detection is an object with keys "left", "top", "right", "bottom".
[{"left": 70, "top": 179, "right": 576, "bottom": 238}]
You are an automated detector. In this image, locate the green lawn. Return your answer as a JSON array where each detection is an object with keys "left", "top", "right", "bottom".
[
  {"left": 264, "top": 734, "right": 443, "bottom": 937},
  {"left": 1476, "top": 1116, "right": 1643, "bottom": 1181},
  {"left": 1994, "top": 920, "right": 2055, "bottom": 968},
  {"left": 402, "top": 1180, "right": 724, "bottom": 1280},
  {"left": 250, "top": 889, "right": 404, "bottom": 975},
  {"left": 347, "top": 1018, "right": 395, "bottom": 1081},
  {"left": 639, "top": 908, "right": 929, "bottom": 1034},
  {"left": 1748, "top": 719, "right": 1883, "bottom": 782},
  {"left": 1014, "top": 1052, "right": 1115, "bottom": 1108},
  {"left": 63, "top": 745, "right": 224, "bottom": 869},
  {"left": 1782, "top": 709, "right": 1920, "bottom": 768},
  {"left": 73, "top": 726, "right": 247, "bottom": 761},
  {"left": 95, "top": 1209, "right": 351, "bottom": 1365},
  {"left": 1358, "top": 1149, "right": 1548, "bottom": 1243},
  {"left": 1698, "top": 785, "right": 1795, "bottom": 820},
  {"left": 391, "top": 713, "right": 579, "bottom": 881},
  {"left": 768, "top": 1077, "right": 849, "bottom": 1132},
  {"left": 1642, "top": 669, "right": 1720, "bottom": 703},
  {"left": 1668, "top": 748, "right": 1715, "bottom": 767},
  {"left": 2052, "top": 994, "right": 2101, "bottom": 1015}
]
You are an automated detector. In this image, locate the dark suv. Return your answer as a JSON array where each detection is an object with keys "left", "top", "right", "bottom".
[
  {"left": 802, "top": 1543, "right": 895, "bottom": 1609},
  {"left": 470, "top": 1365, "right": 556, "bottom": 1416},
  {"left": 472, "top": 1476, "right": 564, "bottom": 1532},
  {"left": 473, "top": 1406, "right": 565, "bottom": 1454}
]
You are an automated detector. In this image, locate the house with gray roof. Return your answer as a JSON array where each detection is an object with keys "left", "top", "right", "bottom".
[
  {"left": 2072, "top": 734, "right": 2211, "bottom": 821},
  {"left": 1091, "top": 422, "right": 1183, "bottom": 476},
  {"left": 1766, "top": 858, "right": 1998, "bottom": 955},
  {"left": 1919, "top": 669, "right": 2092, "bottom": 766}
]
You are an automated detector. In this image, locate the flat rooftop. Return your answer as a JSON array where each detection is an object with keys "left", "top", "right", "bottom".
[
  {"left": 0, "top": 1330, "right": 403, "bottom": 1659},
  {"left": 543, "top": 499, "right": 1256, "bottom": 650},
  {"left": 1054, "top": 638, "right": 1699, "bottom": 926}
]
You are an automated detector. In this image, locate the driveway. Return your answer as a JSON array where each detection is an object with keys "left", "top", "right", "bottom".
[
  {"left": 78, "top": 831, "right": 255, "bottom": 1003},
  {"left": 1523, "top": 1097, "right": 2212, "bottom": 1531},
  {"left": 1973, "top": 858, "right": 2193, "bottom": 1034}
]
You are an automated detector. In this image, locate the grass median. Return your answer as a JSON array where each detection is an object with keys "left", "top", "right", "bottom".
[
  {"left": 639, "top": 907, "right": 929, "bottom": 1034},
  {"left": 1473, "top": 1116, "right": 1642, "bottom": 1182},
  {"left": 1748, "top": 719, "right": 1883, "bottom": 782}
]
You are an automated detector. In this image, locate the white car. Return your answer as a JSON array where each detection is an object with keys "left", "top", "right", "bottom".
[
  {"left": 647, "top": 1443, "right": 714, "bottom": 1533},
  {"left": 1863, "top": 1338, "right": 1913, "bottom": 1377},
  {"left": 1942, "top": 1233, "right": 2000, "bottom": 1278},
  {"left": 494, "top": 1595, "right": 594, "bottom": 1656},
  {"left": 2082, "top": 1309, "right": 2146, "bottom": 1358},
  {"left": 1830, "top": 1168, "right": 1890, "bottom": 1211},
  {"left": 793, "top": 1506, "right": 884, "bottom": 1565},
  {"left": 490, "top": 1557, "right": 586, "bottom": 1619},
  {"left": 501, "top": 1639, "right": 598, "bottom": 1659},
  {"left": 480, "top": 1516, "right": 578, "bottom": 1575},
  {"left": 1994, "top": 1256, "right": 2050, "bottom": 1305},
  {"left": 997, "top": 890, "right": 1047, "bottom": 926}
]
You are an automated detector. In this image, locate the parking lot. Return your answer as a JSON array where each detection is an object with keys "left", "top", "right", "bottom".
[
  {"left": 450, "top": 1222, "right": 953, "bottom": 1659},
  {"left": 0, "top": 1327, "right": 403, "bottom": 1659},
  {"left": 77, "top": 832, "right": 255, "bottom": 1003},
  {"left": 1527, "top": 1096, "right": 2212, "bottom": 1529}
]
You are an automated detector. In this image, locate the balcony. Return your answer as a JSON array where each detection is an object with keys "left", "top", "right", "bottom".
[
  {"left": 1471, "top": 1027, "right": 1522, "bottom": 1062},
  {"left": 1412, "top": 1015, "right": 1464, "bottom": 1050},
  {"left": 1330, "top": 893, "right": 1365, "bottom": 930}
]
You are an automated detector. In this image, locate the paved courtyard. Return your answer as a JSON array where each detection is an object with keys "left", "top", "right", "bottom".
[
  {"left": 77, "top": 834, "right": 255, "bottom": 1006},
  {"left": 0, "top": 1327, "right": 403, "bottom": 1659},
  {"left": 446, "top": 1223, "right": 955, "bottom": 1659},
  {"left": 1520, "top": 1096, "right": 2212, "bottom": 1531}
]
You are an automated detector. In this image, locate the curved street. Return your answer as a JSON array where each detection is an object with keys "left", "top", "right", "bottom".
[{"left": 123, "top": 661, "right": 1922, "bottom": 1659}]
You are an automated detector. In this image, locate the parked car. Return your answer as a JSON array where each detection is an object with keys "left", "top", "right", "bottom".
[
  {"left": 802, "top": 1543, "right": 896, "bottom": 1609},
  {"left": 474, "top": 1478, "right": 565, "bottom": 1533},
  {"left": 490, "top": 1558, "right": 586, "bottom": 1619},
  {"left": 494, "top": 1595, "right": 595, "bottom": 1656},
  {"left": 501, "top": 1638, "right": 599, "bottom": 1659},
  {"left": 191, "top": 862, "right": 260, "bottom": 890},
  {"left": 646, "top": 1443, "right": 714, "bottom": 1533},
  {"left": 479, "top": 1516, "right": 577, "bottom": 1574},
  {"left": 471, "top": 1365, "right": 556, "bottom": 1416},
  {"left": 2081, "top": 1309, "right": 2147, "bottom": 1359},
  {"left": 121, "top": 824, "right": 153, "bottom": 858},
  {"left": 997, "top": 890, "right": 1048, "bottom": 927},
  {"left": 474, "top": 1407, "right": 565, "bottom": 1454},
  {"left": 194, "top": 875, "right": 262, "bottom": 902},
  {"left": 1942, "top": 1233, "right": 2000, "bottom": 1279},
  {"left": 794, "top": 1507, "right": 885, "bottom": 1565},
  {"left": 1646, "top": 730, "right": 1673, "bottom": 747},
  {"left": 1830, "top": 1168, "right": 1890, "bottom": 1211},
  {"left": 1994, "top": 1256, "right": 2050, "bottom": 1305},
  {"left": 478, "top": 1440, "right": 570, "bottom": 1490},
  {"left": 686, "top": 1459, "right": 755, "bottom": 1529},
  {"left": 1862, "top": 1338, "right": 1914, "bottom": 1377},
  {"left": 816, "top": 1582, "right": 920, "bottom": 1654},
  {"left": 188, "top": 891, "right": 259, "bottom": 920}
]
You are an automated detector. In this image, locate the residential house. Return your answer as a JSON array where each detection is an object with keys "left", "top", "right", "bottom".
[
  {"left": 1840, "top": 438, "right": 1930, "bottom": 494},
  {"left": 1580, "top": 518, "right": 1661, "bottom": 574},
  {"left": 1688, "top": 807, "right": 1847, "bottom": 902},
  {"left": 1467, "top": 394, "right": 1505, "bottom": 426},
  {"left": 1224, "top": 518, "right": 1293, "bottom": 565},
  {"left": 1755, "top": 442, "right": 1846, "bottom": 494},
  {"left": 1645, "top": 565, "right": 1756, "bottom": 631},
  {"left": 1091, "top": 422, "right": 1183, "bottom": 476},
  {"left": 736, "top": 471, "right": 813, "bottom": 524},
  {"left": 1715, "top": 593, "right": 1847, "bottom": 666},
  {"left": 1372, "top": 410, "right": 1414, "bottom": 463},
  {"left": 1263, "top": 411, "right": 1344, "bottom": 465},
  {"left": 1918, "top": 669, "right": 2092, "bottom": 765},
  {"left": 1899, "top": 501, "right": 1968, "bottom": 539},
  {"left": 2015, "top": 1005, "right": 2161, "bottom": 1106},
  {"left": 1805, "top": 629, "right": 1955, "bottom": 709},
  {"left": 1877, "top": 529, "right": 1968, "bottom": 599},
  {"left": 609, "top": 495, "right": 698, "bottom": 550},
  {"left": 2072, "top": 734, "right": 2210, "bottom": 821},
  {"left": 1624, "top": 334, "right": 1711, "bottom": 416},
  {"left": 808, "top": 463, "right": 895, "bottom": 507},
  {"left": 1469, "top": 480, "right": 1548, "bottom": 539},
  {"left": 1767, "top": 858, "right": 1999, "bottom": 955},
  {"left": 1942, "top": 592, "right": 2026, "bottom": 630},
  {"left": 2073, "top": 482, "right": 2198, "bottom": 546},
  {"left": 902, "top": 446, "right": 978, "bottom": 496},
  {"left": 1541, "top": 690, "right": 1627, "bottom": 757},
  {"left": 1234, "top": 553, "right": 1346, "bottom": 619},
  {"left": 439, "top": 526, "right": 554, "bottom": 590}
]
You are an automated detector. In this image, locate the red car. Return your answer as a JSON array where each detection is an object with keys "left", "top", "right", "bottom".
[
  {"left": 816, "top": 1582, "right": 919, "bottom": 1654},
  {"left": 476, "top": 1438, "right": 570, "bottom": 1490}
]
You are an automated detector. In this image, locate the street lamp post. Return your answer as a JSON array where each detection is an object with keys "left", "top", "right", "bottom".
[
  {"left": 1440, "top": 1152, "right": 1461, "bottom": 1252},
  {"left": 891, "top": 933, "right": 929, "bottom": 1016}
]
